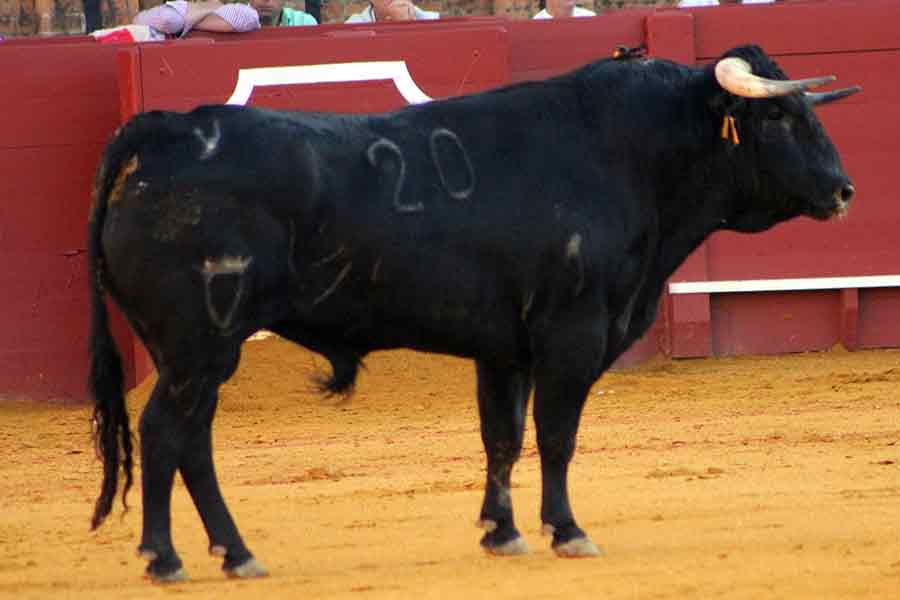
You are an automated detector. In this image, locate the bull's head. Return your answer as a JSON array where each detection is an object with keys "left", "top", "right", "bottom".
[{"left": 711, "top": 46, "right": 858, "bottom": 231}]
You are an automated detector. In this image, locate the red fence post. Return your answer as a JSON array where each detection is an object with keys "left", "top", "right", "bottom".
[
  {"left": 645, "top": 9, "right": 712, "bottom": 358},
  {"left": 840, "top": 289, "right": 859, "bottom": 351},
  {"left": 117, "top": 45, "right": 142, "bottom": 121},
  {"left": 645, "top": 9, "right": 695, "bottom": 65}
]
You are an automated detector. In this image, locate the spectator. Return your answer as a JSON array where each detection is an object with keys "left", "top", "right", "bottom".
[
  {"left": 345, "top": 0, "right": 438, "bottom": 22},
  {"left": 133, "top": 0, "right": 260, "bottom": 39},
  {"left": 533, "top": 0, "right": 596, "bottom": 18},
  {"left": 249, "top": 0, "right": 317, "bottom": 26},
  {"left": 678, "top": 0, "right": 774, "bottom": 6}
]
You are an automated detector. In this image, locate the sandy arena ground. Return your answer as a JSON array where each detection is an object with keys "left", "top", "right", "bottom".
[{"left": 1, "top": 336, "right": 898, "bottom": 599}]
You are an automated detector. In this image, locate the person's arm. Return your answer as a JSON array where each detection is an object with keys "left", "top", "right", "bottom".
[
  {"left": 133, "top": 1, "right": 190, "bottom": 35},
  {"left": 183, "top": 0, "right": 228, "bottom": 30},
  {"left": 134, "top": 1, "right": 259, "bottom": 36},
  {"left": 188, "top": 0, "right": 260, "bottom": 32}
]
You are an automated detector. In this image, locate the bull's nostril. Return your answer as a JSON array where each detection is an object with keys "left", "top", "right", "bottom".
[{"left": 839, "top": 184, "right": 855, "bottom": 203}]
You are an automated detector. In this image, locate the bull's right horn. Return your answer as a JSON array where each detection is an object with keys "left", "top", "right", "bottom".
[{"left": 715, "top": 57, "right": 836, "bottom": 99}]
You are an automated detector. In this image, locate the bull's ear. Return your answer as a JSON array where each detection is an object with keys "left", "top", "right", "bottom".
[{"left": 708, "top": 85, "right": 747, "bottom": 119}]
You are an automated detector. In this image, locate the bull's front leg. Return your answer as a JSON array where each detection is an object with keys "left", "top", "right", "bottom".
[
  {"left": 533, "top": 375, "right": 600, "bottom": 557},
  {"left": 474, "top": 361, "right": 531, "bottom": 555},
  {"left": 531, "top": 315, "right": 604, "bottom": 558}
]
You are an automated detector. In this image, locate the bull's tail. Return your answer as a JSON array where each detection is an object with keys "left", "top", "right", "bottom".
[{"left": 88, "top": 111, "right": 175, "bottom": 530}]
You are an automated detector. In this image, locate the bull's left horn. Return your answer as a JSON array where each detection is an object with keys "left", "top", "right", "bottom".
[
  {"left": 805, "top": 86, "right": 862, "bottom": 106},
  {"left": 715, "top": 57, "right": 835, "bottom": 98}
]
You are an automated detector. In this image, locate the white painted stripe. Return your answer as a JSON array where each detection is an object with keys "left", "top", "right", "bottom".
[
  {"left": 226, "top": 61, "right": 433, "bottom": 106},
  {"left": 669, "top": 275, "right": 900, "bottom": 295}
]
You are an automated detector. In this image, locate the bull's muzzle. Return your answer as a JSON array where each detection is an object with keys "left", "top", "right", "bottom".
[{"left": 834, "top": 182, "right": 856, "bottom": 217}]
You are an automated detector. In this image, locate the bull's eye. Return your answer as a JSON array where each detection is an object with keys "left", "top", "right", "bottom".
[{"left": 766, "top": 108, "right": 785, "bottom": 121}]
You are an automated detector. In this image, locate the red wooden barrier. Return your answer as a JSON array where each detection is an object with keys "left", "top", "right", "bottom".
[
  {"left": 2, "top": 1, "right": 898, "bottom": 402},
  {"left": 133, "top": 27, "right": 510, "bottom": 113},
  {"left": 0, "top": 38, "right": 138, "bottom": 401},
  {"left": 660, "top": 0, "right": 900, "bottom": 359}
]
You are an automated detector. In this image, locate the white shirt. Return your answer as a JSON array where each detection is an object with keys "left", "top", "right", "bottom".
[
  {"left": 533, "top": 6, "right": 596, "bottom": 18},
  {"left": 345, "top": 4, "right": 439, "bottom": 22},
  {"left": 678, "top": 0, "right": 774, "bottom": 6}
]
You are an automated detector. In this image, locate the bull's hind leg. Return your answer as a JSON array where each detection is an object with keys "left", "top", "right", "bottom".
[
  {"left": 475, "top": 361, "right": 532, "bottom": 555},
  {"left": 137, "top": 370, "right": 191, "bottom": 581},
  {"left": 178, "top": 380, "right": 267, "bottom": 578},
  {"left": 532, "top": 318, "right": 604, "bottom": 558},
  {"left": 138, "top": 347, "right": 264, "bottom": 581}
]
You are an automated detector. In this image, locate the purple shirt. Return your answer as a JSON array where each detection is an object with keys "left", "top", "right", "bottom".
[{"left": 133, "top": 1, "right": 260, "bottom": 38}]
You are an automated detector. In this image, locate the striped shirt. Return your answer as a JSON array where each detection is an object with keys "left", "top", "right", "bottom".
[{"left": 133, "top": 1, "right": 260, "bottom": 38}]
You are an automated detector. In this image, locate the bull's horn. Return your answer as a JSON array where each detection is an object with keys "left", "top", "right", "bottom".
[
  {"left": 715, "top": 57, "right": 836, "bottom": 98},
  {"left": 805, "top": 85, "right": 862, "bottom": 106}
]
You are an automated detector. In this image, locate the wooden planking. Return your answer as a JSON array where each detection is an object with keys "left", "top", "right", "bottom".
[
  {"left": 646, "top": 10, "right": 695, "bottom": 64},
  {"left": 506, "top": 10, "right": 649, "bottom": 82},
  {"left": 0, "top": 41, "right": 118, "bottom": 401},
  {"left": 0, "top": 249, "right": 138, "bottom": 400},
  {"left": 703, "top": 187, "right": 900, "bottom": 281},
  {"left": 704, "top": 210, "right": 899, "bottom": 282},
  {"left": 0, "top": 42, "right": 121, "bottom": 148},
  {"left": 0, "top": 348, "right": 88, "bottom": 401},
  {"left": 772, "top": 52, "right": 897, "bottom": 99},
  {"left": 692, "top": 0, "right": 900, "bottom": 59},
  {"left": 0, "top": 144, "right": 102, "bottom": 251},
  {"left": 0, "top": 253, "right": 88, "bottom": 351},
  {"left": 711, "top": 291, "right": 842, "bottom": 357},
  {"left": 138, "top": 27, "right": 509, "bottom": 113},
  {"left": 859, "top": 289, "right": 900, "bottom": 349},
  {"left": 0, "top": 251, "right": 92, "bottom": 398}
]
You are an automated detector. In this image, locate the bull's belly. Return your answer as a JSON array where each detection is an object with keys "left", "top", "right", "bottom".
[
  {"left": 275, "top": 240, "right": 531, "bottom": 363},
  {"left": 282, "top": 289, "right": 530, "bottom": 365}
]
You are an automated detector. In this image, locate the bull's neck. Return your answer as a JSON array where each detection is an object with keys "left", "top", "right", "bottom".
[
  {"left": 577, "top": 63, "right": 736, "bottom": 276},
  {"left": 648, "top": 74, "right": 738, "bottom": 281}
]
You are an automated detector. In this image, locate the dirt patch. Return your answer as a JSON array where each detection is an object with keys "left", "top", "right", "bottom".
[{"left": 1, "top": 337, "right": 898, "bottom": 599}]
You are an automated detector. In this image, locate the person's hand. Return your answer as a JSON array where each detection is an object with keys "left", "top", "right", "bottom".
[
  {"left": 191, "top": 0, "right": 224, "bottom": 11},
  {"left": 381, "top": 0, "right": 415, "bottom": 21},
  {"left": 185, "top": 0, "right": 224, "bottom": 27}
]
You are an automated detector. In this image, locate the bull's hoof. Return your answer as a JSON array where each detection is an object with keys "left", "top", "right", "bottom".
[
  {"left": 483, "top": 536, "right": 529, "bottom": 556},
  {"left": 225, "top": 557, "right": 268, "bottom": 579},
  {"left": 146, "top": 566, "right": 189, "bottom": 583},
  {"left": 552, "top": 537, "right": 602, "bottom": 558},
  {"left": 541, "top": 523, "right": 602, "bottom": 558},
  {"left": 138, "top": 546, "right": 187, "bottom": 583},
  {"left": 477, "top": 519, "right": 529, "bottom": 556}
]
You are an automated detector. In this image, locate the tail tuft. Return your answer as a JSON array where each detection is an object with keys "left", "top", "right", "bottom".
[{"left": 314, "top": 350, "right": 361, "bottom": 398}]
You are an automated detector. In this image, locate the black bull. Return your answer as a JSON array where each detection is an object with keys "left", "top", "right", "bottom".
[{"left": 87, "top": 45, "right": 858, "bottom": 581}]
